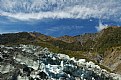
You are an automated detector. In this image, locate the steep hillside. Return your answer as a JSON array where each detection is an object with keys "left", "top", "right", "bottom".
[
  {"left": 54, "top": 27, "right": 121, "bottom": 74},
  {"left": 58, "top": 27, "right": 121, "bottom": 53},
  {"left": 1, "top": 27, "right": 121, "bottom": 75},
  {"left": 0, "top": 26, "right": 120, "bottom": 52},
  {"left": 101, "top": 47, "right": 121, "bottom": 74},
  {"left": 95, "top": 27, "right": 121, "bottom": 53}
]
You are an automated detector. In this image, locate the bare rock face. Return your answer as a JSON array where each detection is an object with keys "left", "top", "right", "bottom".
[
  {"left": 101, "top": 47, "right": 121, "bottom": 74},
  {"left": 0, "top": 45, "right": 121, "bottom": 80}
]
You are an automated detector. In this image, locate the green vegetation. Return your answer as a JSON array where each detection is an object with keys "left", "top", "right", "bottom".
[
  {"left": 0, "top": 27, "right": 121, "bottom": 73},
  {"left": 1, "top": 27, "right": 121, "bottom": 55},
  {"left": 95, "top": 27, "right": 121, "bottom": 55},
  {"left": 0, "top": 27, "right": 121, "bottom": 56}
]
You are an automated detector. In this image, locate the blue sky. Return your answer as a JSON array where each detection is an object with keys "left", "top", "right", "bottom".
[{"left": 0, "top": 0, "right": 121, "bottom": 37}]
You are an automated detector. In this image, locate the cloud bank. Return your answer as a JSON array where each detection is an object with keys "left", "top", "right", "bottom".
[{"left": 0, "top": 0, "right": 121, "bottom": 21}]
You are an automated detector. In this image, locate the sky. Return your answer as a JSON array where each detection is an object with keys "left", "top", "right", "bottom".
[{"left": 0, "top": 0, "right": 121, "bottom": 37}]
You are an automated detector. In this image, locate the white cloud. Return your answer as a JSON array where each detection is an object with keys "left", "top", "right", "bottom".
[
  {"left": 96, "top": 21, "right": 108, "bottom": 31},
  {"left": 96, "top": 25, "right": 108, "bottom": 31},
  {"left": 0, "top": 0, "right": 121, "bottom": 21}
]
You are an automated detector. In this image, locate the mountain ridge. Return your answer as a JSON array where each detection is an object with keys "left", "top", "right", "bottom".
[{"left": 0, "top": 26, "right": 121, "bottom": 74}]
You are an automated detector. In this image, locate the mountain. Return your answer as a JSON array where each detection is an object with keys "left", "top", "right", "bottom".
[
  {"left": 58, "top": 33, "right": 97, "bottom": 43},
  {"left": 1, "top": 26, "right": 121, "bottom": 75},
  {"left": 58, "top": 27, "right": 121, "bottom": 52},
  {"left": 58, "top": 26, "right": 121, "bottom": 74}
]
